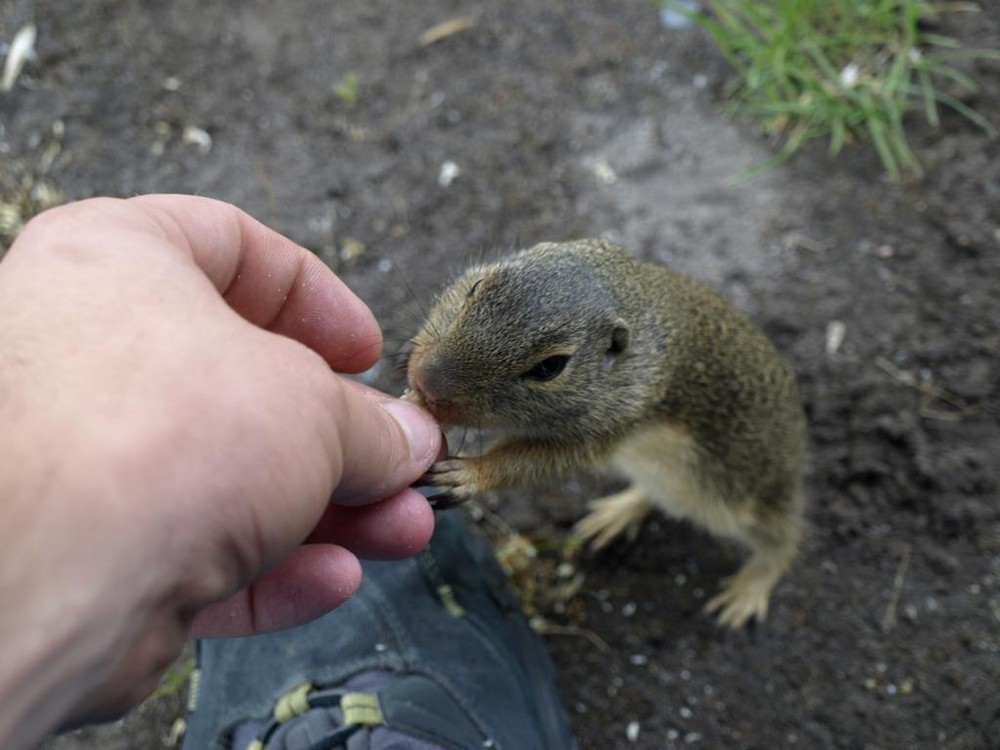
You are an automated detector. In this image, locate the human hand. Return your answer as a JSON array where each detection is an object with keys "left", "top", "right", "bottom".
[{"left": 0, "top": 195, "right": 441, "bottom": 747}]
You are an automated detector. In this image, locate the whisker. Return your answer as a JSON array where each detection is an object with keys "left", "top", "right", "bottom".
[{"left": 392, "top": 265, "right": 429, "bottom": 324}]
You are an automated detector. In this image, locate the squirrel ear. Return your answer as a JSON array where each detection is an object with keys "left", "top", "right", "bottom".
[{"left": 606, "top": 321, "right": 630, "bottom": 363}]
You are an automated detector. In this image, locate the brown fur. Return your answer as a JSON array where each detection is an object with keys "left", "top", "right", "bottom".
[{"left": 406, "top": 240, "right": 807, "bottom": 627}]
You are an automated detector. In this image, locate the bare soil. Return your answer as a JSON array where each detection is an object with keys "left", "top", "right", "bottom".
[{"left": 3, "top": 1, "right": 997, "bottom": 748}]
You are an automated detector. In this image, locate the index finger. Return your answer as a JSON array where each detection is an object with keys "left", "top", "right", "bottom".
[{"left": 132, "top": 194, "right": 382, "bottom": 372}]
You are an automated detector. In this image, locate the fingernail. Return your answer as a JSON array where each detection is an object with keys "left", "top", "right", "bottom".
[{"left": 382, "top": 399, "right": 441, "bottom": 464}]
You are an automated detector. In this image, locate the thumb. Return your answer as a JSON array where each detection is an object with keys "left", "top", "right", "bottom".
[{"left": 327, "top": 378, "right": 442, "bottom": 506}]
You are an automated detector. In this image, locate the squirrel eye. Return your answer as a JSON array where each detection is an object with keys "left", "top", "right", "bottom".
[{"left": 521, "top": 354, "right": 570, "bottom": 382}]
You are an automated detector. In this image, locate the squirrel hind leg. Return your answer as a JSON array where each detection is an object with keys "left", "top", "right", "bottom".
[
  {"left": 573, "top": 487, "right": 652, "bottom": 551},
  {"left": 704, "top": 517, "right": 801, "bottom": 628}
]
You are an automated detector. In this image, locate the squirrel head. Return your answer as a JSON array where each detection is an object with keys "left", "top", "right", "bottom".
[{"left": 406, "top": 241, "right": 667, "bottom": 441}]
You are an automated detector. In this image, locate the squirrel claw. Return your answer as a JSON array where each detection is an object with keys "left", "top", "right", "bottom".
[
  {"left": 703, "top": 566, "right": 774, "bottom": 629},
  {"left": 414, "top": 457, "right": 478, "bottom": 505}
]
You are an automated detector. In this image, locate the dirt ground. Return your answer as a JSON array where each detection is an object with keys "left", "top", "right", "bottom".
[{"left": 3, "top": 1, "right": 998, "bottom": 748}]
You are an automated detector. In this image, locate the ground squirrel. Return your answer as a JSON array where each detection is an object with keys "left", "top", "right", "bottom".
[{"left": 404, "top": 239, "right": 806, "bottom": 628}]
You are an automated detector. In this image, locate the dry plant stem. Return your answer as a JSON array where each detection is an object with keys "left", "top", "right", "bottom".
[
  {"left": 874, "top": 356, "right": 975, "bottom": 420},
  {"left": 418, "top": 16, "right": 476, "bottom": 48},
  {"left": 530, "top": 619, "right": 610, "bottom": 653},
  {"left": 881, "top": 543, "right": 912, "bottom": 633}
]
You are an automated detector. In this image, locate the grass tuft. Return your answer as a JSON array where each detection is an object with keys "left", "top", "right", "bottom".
[{"left": 680, "top": 0, "right": 1000, "bottom": 180}]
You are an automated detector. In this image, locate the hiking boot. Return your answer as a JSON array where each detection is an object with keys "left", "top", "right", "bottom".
[{"left": 181, "top": 512, "right": 577, "bottom": 750}]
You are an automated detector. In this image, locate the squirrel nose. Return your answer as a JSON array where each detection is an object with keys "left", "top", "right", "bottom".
[{"left": 412, "top": 357, "right": 458, "bottom": 406}]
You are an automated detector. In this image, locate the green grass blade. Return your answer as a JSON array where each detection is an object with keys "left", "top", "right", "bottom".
[
  {"left": 924, "top": 63, "right": 981, "bottom": 92},
  {"left": 933, "top": 89, "right": 999, "bottom": 136},
  {"left": 830, "top": 115, "right": 847, "bottom": 154},
  {"left": 868, "top": 118, "right": 901, "bottom": 181},
  {"left": 917, "top": 68, "right": 940, "bottom": 126}
]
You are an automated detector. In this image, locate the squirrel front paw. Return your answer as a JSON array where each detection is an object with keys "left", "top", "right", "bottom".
[{"left": 415, "top": 458, "right": 480, "bottom": 508}]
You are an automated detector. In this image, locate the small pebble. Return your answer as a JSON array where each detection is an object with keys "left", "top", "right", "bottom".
[
  {"left": 181, "top": 125, "right": 212, "bottom": 154},
  {"left": 622, "top": 601, "right": 638, "bottom": 618},
  {"left": 648, "top": 60, "right": 669, "bottom": 81},
  {"left": 0, "top": 24, "right": 36, "bottom": 92},
  {"left": 438, "top": 160, "right": 460, "bottom": 187},
  {"left": 679, "top": 706, "right": 693, "bottom": 719},
  {"left": 825, "top": 320, "right": 847, "bottom": 356},
  {"left": 626, "top": 721, "right": 640, "bottom": 742},
  {"left": 685, "top": 732, "right": 703, "bottom": 744},
  {"left": 630, "top": 654, "right": 648, "bottom": 666},
  {"left": 591, "top": 157, "right": 617, "bottom": 185},
  {"left": 307, "top": 215, "right": 333, "bottom": 234}
]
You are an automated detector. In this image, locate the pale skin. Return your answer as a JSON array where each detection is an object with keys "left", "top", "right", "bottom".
[{"left": 0, "top": 195, "right": 442, "bottom": 750}]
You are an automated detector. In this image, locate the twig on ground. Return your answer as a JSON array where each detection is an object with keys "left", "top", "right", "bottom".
[
  {"left": 874, "top": 356, "right": 975, "bottom": 420},
  {"left": 418, "top": 16, "right": 475, "bottom": 48},
  {"left": 881, "top": 542, "right": 912, "bottom": 633},
  {"left": 530, "top": 617, "right": 610, "bottom": 652}
]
